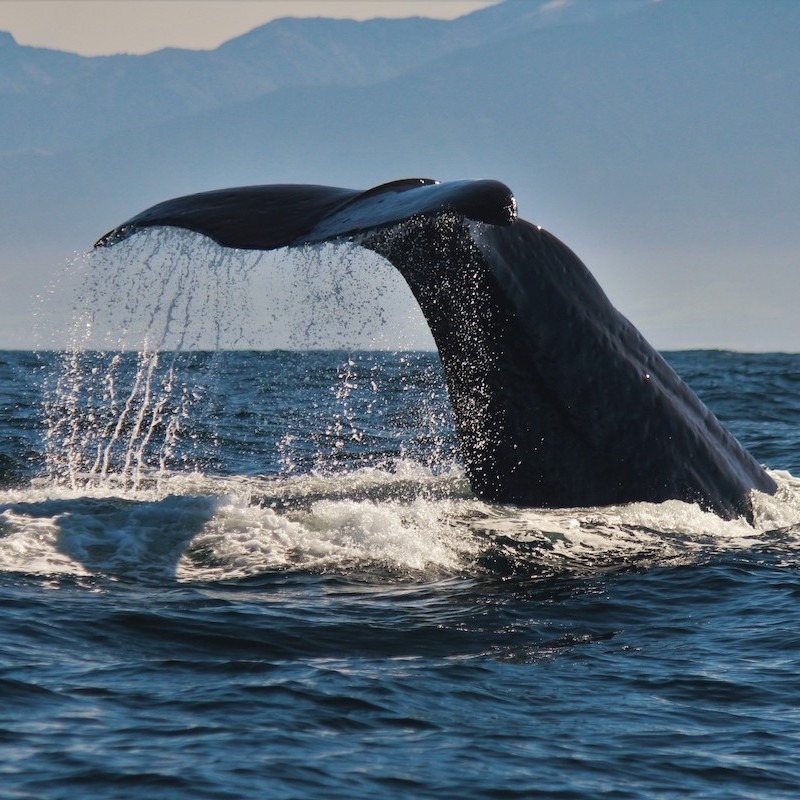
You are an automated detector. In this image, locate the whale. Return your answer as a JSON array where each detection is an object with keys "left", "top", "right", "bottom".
[{"left": 95, "top": 178, "right": 777, "bottom": 519}]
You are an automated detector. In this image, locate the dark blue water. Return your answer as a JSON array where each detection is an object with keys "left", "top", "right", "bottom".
[{"left": 1, "top": 348, "right": 800, "bottom": 800}]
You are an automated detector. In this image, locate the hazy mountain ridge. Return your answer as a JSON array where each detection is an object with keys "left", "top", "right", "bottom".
[{"left": 0, "top": 0, "right": 645, "bottom": 155}]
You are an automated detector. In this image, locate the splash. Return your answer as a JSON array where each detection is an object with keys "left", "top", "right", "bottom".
[
  {"left": 42, "top": 348, "right": 194, "bottom": 489},
  {"left": 2, "top": 469, "right": 800, "bottom": 582},
  {"left": 39, "top": 231, "right": 253, "bottom": 487},
  {"left": 37, "top": 229, "right": 436, "bottom": 490}
]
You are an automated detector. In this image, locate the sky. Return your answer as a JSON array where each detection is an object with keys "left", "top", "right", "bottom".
[
  {"left": 0, "top": 1, "right": 498, "bottom": 55},
  {"left": 1, "top": 0, "right": 797, "bottom": 352}
]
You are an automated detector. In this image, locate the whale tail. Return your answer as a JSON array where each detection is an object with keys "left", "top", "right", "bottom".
[
  {"left": 95, "top": 178, "right": 775, "bottom": 519},
  {"left": 95, "top": 178, "right": 516, "bottom": 250}
]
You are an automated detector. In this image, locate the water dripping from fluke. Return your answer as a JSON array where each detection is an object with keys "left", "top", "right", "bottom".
[{"left": 37, "top": 229, "right": 439, "bottom": 493}]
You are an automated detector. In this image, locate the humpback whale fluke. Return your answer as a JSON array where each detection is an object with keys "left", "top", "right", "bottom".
[{"left": 95, "top": 178, "right": 776, "bottom": 519}]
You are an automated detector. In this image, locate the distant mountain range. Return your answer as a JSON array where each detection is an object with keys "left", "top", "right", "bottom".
[
  {"left": 1, "top": 0, "right": 798, "bottom": 350},
  {"left": 0, "top": 0, "right": 643, "bottom": 155}
]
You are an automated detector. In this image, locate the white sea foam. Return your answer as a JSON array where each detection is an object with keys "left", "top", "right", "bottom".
[
  {"left": 178, "top": 492, "right": 475, "bottom": 580},
  {"left": 1, "top": 467, "right": 799, "bottom": 582}
]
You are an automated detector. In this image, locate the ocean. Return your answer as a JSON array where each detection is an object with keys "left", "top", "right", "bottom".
[
  {"left": 1, "top": 347, "right": 799, "bottom": 800},
  {"left": 1, "top": 236, "right": 800, "bottom": 799}
]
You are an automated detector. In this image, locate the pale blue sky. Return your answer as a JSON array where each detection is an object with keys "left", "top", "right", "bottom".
[{"left": 0, "top": 1, "right": 498, "bottom": 55}]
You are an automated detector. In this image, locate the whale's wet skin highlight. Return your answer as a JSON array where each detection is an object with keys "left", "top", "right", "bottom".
[{"left": 2, "top": 348, "right": 800, "bottom": 800}]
